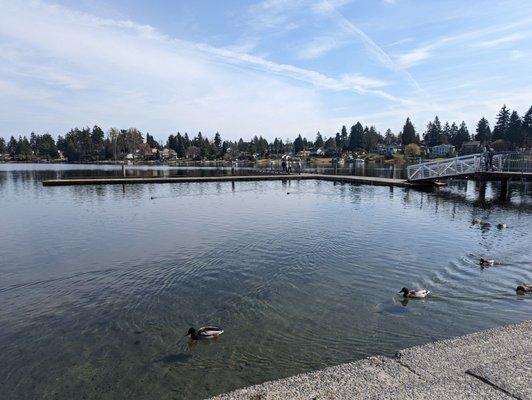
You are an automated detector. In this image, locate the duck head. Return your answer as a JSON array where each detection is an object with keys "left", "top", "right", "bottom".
[
  {"left": 398, "top": 287, "right": 409, "bottom": 295},
  {"left": 516, "top": 286, "right": 525, "bottom": 293},
  {"left": 185, "top": 327, "right": 196, "bottom": 337}
]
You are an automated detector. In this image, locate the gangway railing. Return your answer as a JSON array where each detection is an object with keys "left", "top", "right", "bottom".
[{"left": 406, "top": 151, "right": 530, "bottom": 181}]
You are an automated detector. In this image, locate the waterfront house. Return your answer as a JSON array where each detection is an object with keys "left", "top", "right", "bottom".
[
  {"left": 324, "top": 148, "right": 340, "bottom": 157},
  {"left": 160, "top": 148, "right": 178, "bottom": 160},
  {"left": 308, "top": 148, "right": 324, "bottom": 156},
  {"left": 297, "top": 149, "right": 310, "bottom": 158},
  {"left": 385, "top": 144, "right": 398, "bottom": 157},
  {"left": 460, "top": 141, "right": 482, "bottom": 155},
  {"left": 430, "top": 144, "right": 455, "bottom": 158}
]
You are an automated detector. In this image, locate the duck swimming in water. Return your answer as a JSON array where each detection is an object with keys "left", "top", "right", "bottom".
[
  {"left": 185, "top": 326, "right": 224, "bottom": 340},
  {"left": 497, "top": 223, "right": 508, "bottom": 229},
  {"left": 480, "top": 258, "right": 495, "bottom": 267},
  {"left": 516, "top": 284, "right": 532, "bottom": 294},
  {"left": 398, "top": 287, "right": 430, "bottom": 299},
  {"left": 472, "top": 218, "right": 481, "bottom": 224}
]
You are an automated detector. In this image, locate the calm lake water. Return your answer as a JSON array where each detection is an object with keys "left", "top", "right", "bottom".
[{"left": 1, "top": 164, "right": 531, "bottom": 400}]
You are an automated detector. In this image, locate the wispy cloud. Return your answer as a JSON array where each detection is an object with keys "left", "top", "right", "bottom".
[
  {"left": 395, "top": 46, "right": 432, "bottom": 68},
  {"left": 246, "top": 0, "right": 304, "bottom": 31},
  {"left": 296, "top": 34, "right": 348, "bottom": 59},
  {"left": 394, "top": 18, "right": 532, "bottom": 68},
  {"left": 0, "top": 0, "right": 402, "bottom": 139},
  {"left": 311, "top": 0, "right": 421, "bottom": 90},
  {"left": 475, "top": 33, "right": 527, "bottom": 48}
]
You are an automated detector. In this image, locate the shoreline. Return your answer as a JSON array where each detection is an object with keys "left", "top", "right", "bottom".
[{"left": 209, "top": 320, "right": 531, "bottom": 400}]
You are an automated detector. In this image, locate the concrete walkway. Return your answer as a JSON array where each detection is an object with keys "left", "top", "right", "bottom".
[{"left": 209, "top": 320, "right": 531, "bottom": 400}]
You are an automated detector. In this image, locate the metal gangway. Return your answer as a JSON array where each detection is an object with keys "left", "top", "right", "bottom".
[{"left": 406, "top": 151, "right": 531, "bottom": 182}]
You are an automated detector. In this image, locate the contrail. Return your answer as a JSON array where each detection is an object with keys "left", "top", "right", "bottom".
[{"left": 320, "top": 0, "right": 422, "bottom": 92}]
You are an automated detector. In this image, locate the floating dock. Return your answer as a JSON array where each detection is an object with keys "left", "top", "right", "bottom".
[
  {"left": 209, "top": 320, "right": 531, "bottom": 400},
  {"left": 42, "top": 174, "right": 434, "bottom": 188}
]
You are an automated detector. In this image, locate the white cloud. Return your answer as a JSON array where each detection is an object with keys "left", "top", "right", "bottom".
[
  {"left": 475, "top": 33, "right": 527, "bottom": 48},
  {"left": 247, "top": 0, "right": 304, "bottom": 31},
  {"left": 296, "top": 34, "right": 348, "bottom": 59},
  {"left": 0, "top": 0, "right": 403, "bottom": 139},
  {"left": 340, "top": 74, "right": 388, "bottom": 89},
  {"left": 312, "top": 0, "right": 421, "bottom": 90},
  {"left": 395, "top": 46, "right": 432, "bottom": 68},
  {"left": 394, "top": 19, "right": 532, "bottom": 68}
]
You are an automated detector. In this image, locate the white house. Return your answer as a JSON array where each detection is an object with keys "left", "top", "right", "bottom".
[{"left": 430, "top": 144, "right": 455, "bottom": 158}]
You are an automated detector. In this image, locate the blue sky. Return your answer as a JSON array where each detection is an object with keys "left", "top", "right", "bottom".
[{"left": 1, "top": 0, "right": 531, "bottom": 141}]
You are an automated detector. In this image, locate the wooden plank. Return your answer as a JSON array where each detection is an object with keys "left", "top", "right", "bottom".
[{"left": 42, "top": 174, "right": 427, "bottom": 188}]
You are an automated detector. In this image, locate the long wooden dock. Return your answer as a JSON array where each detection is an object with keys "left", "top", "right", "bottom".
[{"left": 42, "top": 174, "right": 431, "bottom": 188}]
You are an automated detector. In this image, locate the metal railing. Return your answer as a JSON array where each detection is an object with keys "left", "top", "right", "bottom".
[{"left": 406, "top": 151, "right": 531, "bottom": 181}]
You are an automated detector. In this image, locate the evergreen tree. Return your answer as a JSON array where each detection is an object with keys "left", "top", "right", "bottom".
[
  {"left": 507, "top": 111, "right": 523, "bottom": 147},
  {"left": 443, "top": 122, "right": 452, "bottom": 145},
  {"left": 492, "top": 104, "right": 510, "bottom": 141},
  {"left": 175, "top": 133, "right": 186, "bottom": 158},
  {"left": 31, "top": 133, "right": 58, "bottom": 159},
  {"left": 523, "top": 105, "right": 532, "bottom": 148},
  {"left": 475, "top": 117, "right": 491, "bottom": 144},
  {"left": 237, "top": 138, "right": 245, "bottom": 152},
  {"left": 452, "top": 121, "right": 470, "bottom": 149},
  {"left": 15, "top": 136, "right": 33, "bottom": 160},
  {"left": 213, "top": 132, "right": 222, "bottom": 157},
  {"left": 221, "top": 141, "right": 229, "bottom": 158},
  {"left": 7, "top": 136, "right": 18, "bottom": 156},
  {"left": 314, "top": 132, "right": 324, "bottom": 148},
  {"left": 182, "top": 133, "right": 190, "bottom": 149},
  {"left": 424, "top": 116, "right": 443, "bottom": 147},
  {"left": 0, "top": 137, "right": 5, "bottom": 154},
  {"left": 364, "top": 126, "right": 381, "bottom": 151},
  {"left": 167, "top": 134, "right": 177, "bottom": 151},
  {"left": 108, "top": 128, "right": 119, "bottom": 160},
  {"left": 384, "top": 129, "right": 396, "bottom": 145},
  {"left": 146, "top": 133, "right": 160, "bottom": 149},
  {"left": 91, "top": 125, "right": 105, "bottom": 159},
  {"left": 448, "top": 122, "right": 459, "bottom": 147},
  {"left": 349, "top": 122, "right": 364, "bottom": 150},
  {"left": 324, "top": 137, "right": 336, "bottom": 150},
  {"left": 293, "top": 134, "right": 304, "bottom": 154},
  {"left": 335, "top": 132, "right": 341, "bottom": 148},
  {"left": 401, "top": 118, "right": 417, "bottom": 146},
  {"left": 340, "top": 125, "right": 348, "bottom": 150}
]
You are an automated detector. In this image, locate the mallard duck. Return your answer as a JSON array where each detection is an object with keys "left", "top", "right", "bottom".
[
  {"left": 398, "top": 287, "right": 430, "bottom": 299},
  {"left": 185, "top": 326, "right": 224, "bottom": 340},
  {"left": 472, "top": 218, "right": 481, "bottom": 224},
  {"left": 516, "top": 284, "right": 532, "bottom": 294},
  {"left": 480, "top": 258, "right": 495, "bottom": 267},
  {"left": 497, "top": 223, "right": 507, "bottom": 229}
]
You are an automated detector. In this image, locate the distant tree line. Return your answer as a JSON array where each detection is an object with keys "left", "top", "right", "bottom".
[{"left": 1, "top": 104, "right": 530, "bottom": 162}]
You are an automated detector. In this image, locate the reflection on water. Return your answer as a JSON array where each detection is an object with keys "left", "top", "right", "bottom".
[{"left": 0, "top": 164, "right": 531, "bottom": 400}]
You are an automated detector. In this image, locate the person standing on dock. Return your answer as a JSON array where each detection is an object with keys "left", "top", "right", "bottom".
[
  {"left": 484, "top": 145, "right": 495, "bottom": 171},
  {"left": 281, "top": 160, "right": 287, "bottom": 173}
]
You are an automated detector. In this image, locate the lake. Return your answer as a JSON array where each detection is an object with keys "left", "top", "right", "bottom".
[{"left": 1, "top": 164, "right": 531, "bottom": 399}]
